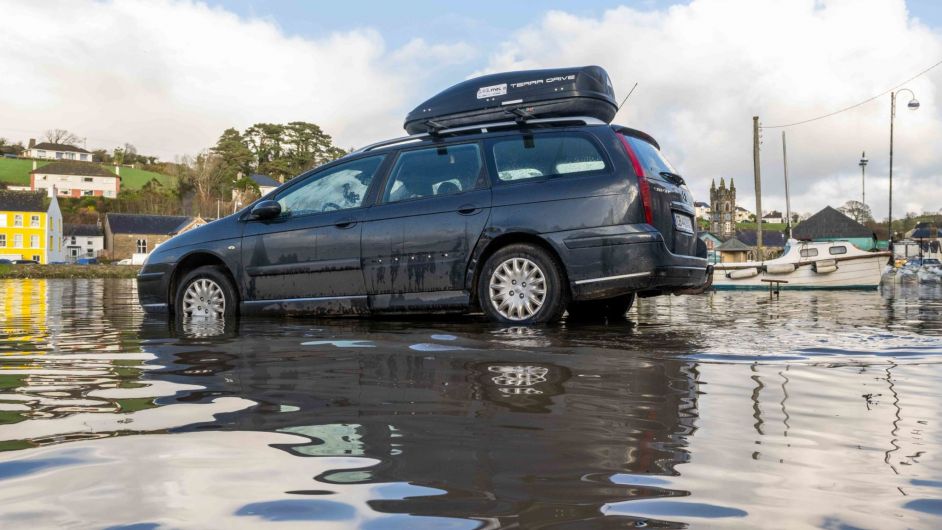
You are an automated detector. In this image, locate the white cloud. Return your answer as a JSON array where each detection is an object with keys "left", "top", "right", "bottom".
[
  {"left": 0, "top": 0, "right": 469, "bottom": 156},
  {"left": 480, "top": 0, "right": 942, "bottom": 219}
]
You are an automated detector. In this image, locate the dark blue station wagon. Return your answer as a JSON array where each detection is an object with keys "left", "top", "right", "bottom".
[{"left": 138, "top": 116, "right": 709, "bottom": 323}]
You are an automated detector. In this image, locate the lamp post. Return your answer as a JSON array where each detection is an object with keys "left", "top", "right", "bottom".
[
  {"left": 858, "top": 151, "right": 867, "bottom": 208},
  {"left": 888, "top": 89, "right": 919, "bottom": 245}
]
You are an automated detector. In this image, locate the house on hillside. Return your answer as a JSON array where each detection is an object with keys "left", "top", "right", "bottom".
[
  {"left": 30, "top": 161, "right": 120, "bottom": 198},
  {"left": 26, "top": 139, "right": 92, "bottom": 161},
  {"left": 762, "top": 210, "right": 785, "bottom": 224},
  {"left": 694, "top": 201, "right": 711, "bottom": 221},
  {"left": 232, "top": 174, "right": 282, "bottom": 208},
  {"left": 0, "top": 190, "right": 64, "bottom": 263},
  {"left": 63, "top": 223, "right": 104, "bottom": 261},
  {"left": 104, "top": 213, "right": 205, "bottom": 260},
  {"left": 735, "top": 206, "right": 752, "bottom": 223},
  {"left": 792, "top": 206, "right": 877, "bottom": 250}
]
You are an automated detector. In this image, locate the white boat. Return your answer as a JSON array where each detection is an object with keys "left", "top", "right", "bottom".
[{"left": 712, "top": 240, "right": 891, "bottom": 290}]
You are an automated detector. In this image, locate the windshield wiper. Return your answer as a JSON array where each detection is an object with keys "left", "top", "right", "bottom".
[{"left": 659, "top": 171, "right": 686, "bottom": 186}]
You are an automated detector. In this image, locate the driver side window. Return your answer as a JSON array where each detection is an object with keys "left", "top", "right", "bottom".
[{"left": 277, "top": 156, "right": 384, "bottom": 216}]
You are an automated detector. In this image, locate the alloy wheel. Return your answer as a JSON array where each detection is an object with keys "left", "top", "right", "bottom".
[
  {"left": 182, "top": 278, "right": 226, "bottom": 319},
  {"left": 488, "top": 257, "right": 546, "bottom": 321}
]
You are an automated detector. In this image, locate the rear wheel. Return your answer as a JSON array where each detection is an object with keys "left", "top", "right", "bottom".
[
  {"left": 478, "top": 244, "right": 568, "bottom": 324},
  {"left": 566, "top": 293, "right": 635, "bottom": 322},
  {"left": 174, "top": 265, "right": 238, "bottom": 320}
]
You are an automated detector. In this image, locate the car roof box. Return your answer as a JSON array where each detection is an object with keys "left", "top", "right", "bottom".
[{"left": 404, "top": 65, "right": 618, "bottom": 135}]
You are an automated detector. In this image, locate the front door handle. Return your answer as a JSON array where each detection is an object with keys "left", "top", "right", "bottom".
[
  {"left": 457, "top": 204, "right": 482, "bottom": 215},
  {"left": 334, "top": 219, "right": 357, "bottom": 229}
]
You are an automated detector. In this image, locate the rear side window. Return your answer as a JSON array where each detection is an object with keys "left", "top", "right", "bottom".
[
  {"left": 492, "top": 134, "right": 606, "bottom": 182},
  {"left": 625, "top": 135, "right": 676, "bottom": 177},
  {"left": 383, "top": 144, "right": 483, "bottom": 203}
]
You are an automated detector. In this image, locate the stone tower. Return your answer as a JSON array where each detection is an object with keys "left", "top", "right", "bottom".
[{"left": 709, "top": 178, "right": 736, "bottom": 239}]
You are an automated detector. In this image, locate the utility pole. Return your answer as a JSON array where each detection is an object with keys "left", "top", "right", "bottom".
[
  {"left": 859, "top": 151, "right": 867, "bottom": 209},
  {"left": 782, "top": 131, "right": 791, "bottom": 239},
  {"left": 753, "top": 116, "right": 763, "bottom": 258}
]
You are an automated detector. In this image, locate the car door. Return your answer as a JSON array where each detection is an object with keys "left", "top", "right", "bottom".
[
  {"left": 240, "top": 155, "right": 386, "bottom": 311},
  {"left": 361, "top": 142, "right": 490, "bottom": 308}
]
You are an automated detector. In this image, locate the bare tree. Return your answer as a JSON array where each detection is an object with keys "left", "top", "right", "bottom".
[
  {"left": 44, "top": 129, "right": 80, "bottom": 146},
  {"left": 838, "top": 200, "right": 874, "bottom": 223}
]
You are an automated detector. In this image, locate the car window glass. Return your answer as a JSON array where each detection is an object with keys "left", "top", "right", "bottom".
[
  {"left": 383, "top": 144, "right": 482, "bottom": 203},
  {"left": 492, "top": 134, "right": 606, "bottom": 182},
  {"left": 277, "top": 156, "right": 383, "bottom": 216},
  {"left": 626, "top": 135, "right": 677, "bottom": 176},
  {"left": 829, "top": 246, "right": 847, "bottom": 255}
]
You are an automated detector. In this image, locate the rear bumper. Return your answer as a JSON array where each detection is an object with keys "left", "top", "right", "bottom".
[{"left": 544, "top": 225, "right": 710, "bottom": 300}]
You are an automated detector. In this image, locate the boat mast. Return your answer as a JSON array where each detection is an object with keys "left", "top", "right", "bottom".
[
  {"left": 753, "top": 116, "right": 764, "bottom": 259},
  {"left": 782, "top": 131, "right": 792, "bottom": 239}
]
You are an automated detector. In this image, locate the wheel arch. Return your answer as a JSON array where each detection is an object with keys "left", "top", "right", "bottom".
[
  {"left": 467, "top": 231, "right": 571, "bottom": 307},
  {"left": 168, "top": 251, "right": 240, "bottom": 314}
]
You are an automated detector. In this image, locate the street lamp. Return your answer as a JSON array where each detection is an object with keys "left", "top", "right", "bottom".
[
  {"left": 859, "top": 151, "right": 867, "bottom": 208},
  {"left": 889, "top": 88, "right": 919, "bottom": 245}
]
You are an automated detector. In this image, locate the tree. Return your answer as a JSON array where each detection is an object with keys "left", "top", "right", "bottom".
[
  {"left": 44, "top": 129, "right": 80, "bottom": 146},
  {"left": 838, "top": 200, "right": 874, "bottom": 223}
]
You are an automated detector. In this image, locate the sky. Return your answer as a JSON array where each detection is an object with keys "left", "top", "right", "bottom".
[{"left": 2, "top": 0, "right": 942, "bottom": 219}]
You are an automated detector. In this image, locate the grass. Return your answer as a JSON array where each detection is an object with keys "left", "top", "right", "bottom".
[
  {"left": 0, "top": 264, "right": 141, "bottom": 279},
  {"left": 0, "top": 158, "right": 174, "bottom": 190}
]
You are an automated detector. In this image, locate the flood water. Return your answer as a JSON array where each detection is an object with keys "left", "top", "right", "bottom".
[{"left": 0, "top": 279, "right": 941, "bottom": 529}]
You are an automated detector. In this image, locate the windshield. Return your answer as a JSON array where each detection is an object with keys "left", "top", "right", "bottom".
[{"left": 626, "top": 135, "right": 677, "bottom": 177}]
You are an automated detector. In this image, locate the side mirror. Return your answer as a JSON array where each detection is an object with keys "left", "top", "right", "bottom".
[{"left": 248, "top": 200, "right": 282, "bottom": 220}]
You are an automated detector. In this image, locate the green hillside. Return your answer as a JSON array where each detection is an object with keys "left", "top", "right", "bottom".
[{"left": 0, "top": 158, "right": 174, "bottom": 190}]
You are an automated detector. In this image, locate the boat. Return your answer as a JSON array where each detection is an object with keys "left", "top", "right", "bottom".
[{"left": 712, "top": 239, "right": 891, "bottom": 290}]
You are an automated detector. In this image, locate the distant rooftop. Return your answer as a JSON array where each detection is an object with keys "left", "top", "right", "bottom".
[
  {"left": 106, "top": 213, "right": 193, "bottom": 235},
  {"left": 31, "top": 142, "right": 90, "bottom": 154},
  {"left": 793, "top": 206, "right": 872, "bottom": 240},
  {"left": 716, "top": 238, "right": 752, "bottom": 252},
  {"left": 0, "top": 190, "right": 47, "bottom": 212},
  {"left": 31, "top": 161, "right": 117, "bottom": 178},
  {"left": 250, "top": 174, "right": 281, "bottom": 188},
  {"left": 64, "top": 223, "right": 103, "bottom": 237}
]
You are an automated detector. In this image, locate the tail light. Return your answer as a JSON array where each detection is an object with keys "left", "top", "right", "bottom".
[{"left": 617, "top": 133, "right": 653, "bottom": 225}]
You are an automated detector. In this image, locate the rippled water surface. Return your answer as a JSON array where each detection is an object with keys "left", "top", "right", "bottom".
[{"left": 1, "top": 279, "right": 941, "bottom": 528}]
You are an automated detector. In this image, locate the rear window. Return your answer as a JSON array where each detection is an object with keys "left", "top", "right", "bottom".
[
  {"left": 492, "top": 134, "right": 606, "bottom": 182},
  {"left": 625, "top": 135, "right": 676, "bottom": 177}
]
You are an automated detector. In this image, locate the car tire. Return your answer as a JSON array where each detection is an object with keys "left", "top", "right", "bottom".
[
  {"left": 566, "top": 294, "right": 635, "bottom": 322},
  {"left": 478, "top": 243, "right": 568, "bottom": 324},
  {"left": 174, "top": 265, "right": 238, "bottom": 320}
]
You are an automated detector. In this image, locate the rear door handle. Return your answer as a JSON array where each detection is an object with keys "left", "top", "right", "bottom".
[
  {"left": 334, "top": 219, "right": 357, "bottom": 229},
  {"left": 457, "top": 204, "right": 482, "bottom": 215}
]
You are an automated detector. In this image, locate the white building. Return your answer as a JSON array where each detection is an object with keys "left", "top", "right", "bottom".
[
  {"left": 694, "top": 201, "right": 711, "bottom": 220},
  {"left": 735, "top": 206, "right": 752, "bottom": 223},
  {"left": 762, "top": 210, "right": 785, "bottom": 224},
  {"left": 26, "top": 140, "right": 92, "bottom": 161},
  {"left": 30, "top": 161, "right": 121, "bottom": 199},
  {"left": 63, "top": 223, "right": 104, "bottom": 261}
]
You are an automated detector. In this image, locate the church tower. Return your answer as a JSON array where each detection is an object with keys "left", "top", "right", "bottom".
[{"left": 709, "top": 178, "right": 737, "bottom": 239}]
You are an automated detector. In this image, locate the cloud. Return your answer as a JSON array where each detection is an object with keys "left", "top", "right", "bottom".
[
  {"left": 0, "top": 0, "right": 470, "bottom": 157},
  {"left": 480, "top": 0, "right": 942, "bottom": 218}
]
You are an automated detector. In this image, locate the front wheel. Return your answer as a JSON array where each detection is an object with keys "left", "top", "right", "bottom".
[
  {"left": 174, "top": 265, "right": 238, "bottom": 320},
  {"left": 478, "top": 244, "right": 568, "bottom": 324},
  {"left": 566, "top": 294, "right": 635, "bottom": 322}
]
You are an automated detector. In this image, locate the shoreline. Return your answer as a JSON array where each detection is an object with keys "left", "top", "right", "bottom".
[{"left": 0, "top": 264, "right": 141, "bottom": 279}]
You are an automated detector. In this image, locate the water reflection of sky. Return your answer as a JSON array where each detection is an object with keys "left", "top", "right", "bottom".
[{"left": 0, "top": 279, "right": 940, "bottom": 528}]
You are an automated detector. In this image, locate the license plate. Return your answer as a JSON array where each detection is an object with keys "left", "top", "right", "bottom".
[{"left": 674, "top": 213, "right": 694, "bottom": 233}]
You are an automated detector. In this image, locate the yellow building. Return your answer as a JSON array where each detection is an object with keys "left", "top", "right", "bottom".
[{"left": 0, "top": 190, "right": 63, "bottom": 264}]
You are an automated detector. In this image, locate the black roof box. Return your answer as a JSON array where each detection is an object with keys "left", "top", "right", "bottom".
[{"left": 404, "top": 65, "right": 618, "bottom": 135}]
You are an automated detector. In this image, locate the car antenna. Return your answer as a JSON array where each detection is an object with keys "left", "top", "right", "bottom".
[{"left": 612, "top": 82, "right": 638, "bottom": 120}]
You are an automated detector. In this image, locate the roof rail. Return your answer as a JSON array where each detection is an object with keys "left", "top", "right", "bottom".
[{"left": 351, "top": 116, "right": 607, "bottom": 154}]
